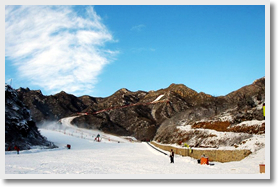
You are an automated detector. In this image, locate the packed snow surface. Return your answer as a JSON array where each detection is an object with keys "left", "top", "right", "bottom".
[
  {"left": 5, "top": 117, "right": 266, "bottom": 178},
  {"left": 152, "top": 94, "right": 164, "bottom": 102}
]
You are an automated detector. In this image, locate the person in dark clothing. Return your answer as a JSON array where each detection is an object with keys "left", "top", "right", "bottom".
[
  {"left": 95, "top": 134, "right": 100, "bottom": 142},
  {"left": 170, "top": 149, "right": 174, "bottom": 163},
  {"left": 14, "top": 145, "right": 20, "bottom": 154}
]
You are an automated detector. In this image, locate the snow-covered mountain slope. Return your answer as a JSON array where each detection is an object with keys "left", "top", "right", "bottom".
[
  {"left": 43, "top": 116, "right": 135, "bottom": 143},
  {"left": 174, "top": 120, "right": 265, "bottom": 152},
  {"left": 5, "top": 120, "right": 266, "bottom": 177}
]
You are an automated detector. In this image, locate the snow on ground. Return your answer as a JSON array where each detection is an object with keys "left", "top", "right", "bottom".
[
  {"left": 233, "top": 120, "right": 265, "bottom": 127},
  {"left": 152, "top": 94, "right": 164, "bottom": 102},
  {"left": 5, "top": 117, "right": 267, "bottom": 178},
  {"left": 176, "top": 120, "right": 265, "bottom": 152},
  {"left": 218, "top": 112, "right": 234, "bottom": 122},
  {"left": 44, "top": 116, "right": 132, "bottom": 143}
]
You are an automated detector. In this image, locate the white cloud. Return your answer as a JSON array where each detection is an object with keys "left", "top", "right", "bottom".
[
  {"left": 130, "top": 24, "right": 146, "bottom": 32},
  {"left": 131, "top": 47, "right": 156, "bottom": 53},
  {"left": 5, "top": 5, "right": 117, "bottom": 96}
]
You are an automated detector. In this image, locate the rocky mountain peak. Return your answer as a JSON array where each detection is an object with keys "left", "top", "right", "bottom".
[
  {"left": 5, "top": 85, "right": 56, "bottom": 150},
  {"left": 17, "top": 87, "right": 42, "bottom": 95},
  {"left": 119, "top": 88, "right": 130, "bottom": 94}
]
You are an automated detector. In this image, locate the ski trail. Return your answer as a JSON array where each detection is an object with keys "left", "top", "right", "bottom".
[
  {"left": 58, "top": 116, "right": 131, "bottom": 143},
  {"left": 60, "top": 116, "right": 78, "bottom": 128}
]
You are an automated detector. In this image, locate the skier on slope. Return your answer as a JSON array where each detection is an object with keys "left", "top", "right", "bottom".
[{"left": 95, "top": 134, "right": 100, "bottom": 142}]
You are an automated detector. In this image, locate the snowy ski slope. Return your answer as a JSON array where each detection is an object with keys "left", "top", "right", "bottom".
[{"left": 5, "top": 116, "right": 267, "bottom": 179}]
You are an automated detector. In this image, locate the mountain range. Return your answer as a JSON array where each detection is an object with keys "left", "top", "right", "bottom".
[{"left": 14, "top": 77, "right": 265, "bottom": 147}]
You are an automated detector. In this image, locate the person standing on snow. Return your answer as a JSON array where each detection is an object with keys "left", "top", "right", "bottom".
[
  {"left": 16, "top": 146, "right": 20, "bottom": 154},
  {"left": 170, "top": 149, "right": 174, "bottom": 163},
  {"left": 14, "top": 145, "right": 20, "bottom": 154}
]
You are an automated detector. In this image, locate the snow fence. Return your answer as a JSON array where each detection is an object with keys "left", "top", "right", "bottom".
[{"left": 150, "top": 141, "right": 252, "bottom": 163}]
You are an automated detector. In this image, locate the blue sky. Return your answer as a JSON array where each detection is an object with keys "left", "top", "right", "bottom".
[{"left": 5, "top": 5, "right": 265, "bottom": 97}]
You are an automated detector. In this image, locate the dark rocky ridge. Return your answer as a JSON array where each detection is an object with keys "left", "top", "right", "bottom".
[
  {"left": 5, "top": 85, "right": 57, "bottom": 150},
  {"left": 16, "top": 77, "right": 265, "bottom": 143}
]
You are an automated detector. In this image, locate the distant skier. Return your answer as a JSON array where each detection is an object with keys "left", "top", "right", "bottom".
[
  {"left": 95, "top": 134, "right": 100, "bottom": 142},
  {"left": 170, "top": 149, "right": 174, "bottom": 163}
]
